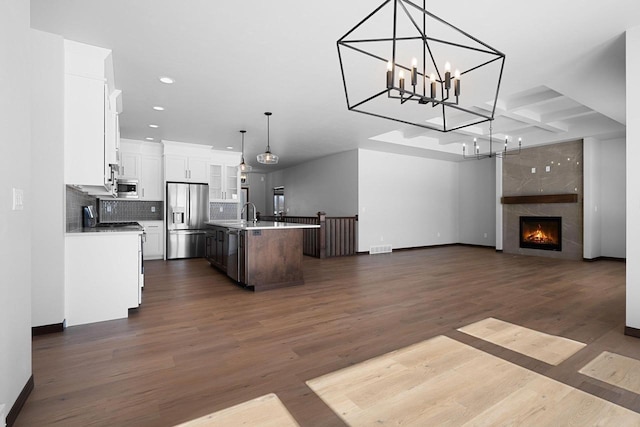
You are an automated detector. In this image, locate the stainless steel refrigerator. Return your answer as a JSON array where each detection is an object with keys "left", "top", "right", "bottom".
[{"left": 166, "top": 182, "right": 209, "bottom": 259}]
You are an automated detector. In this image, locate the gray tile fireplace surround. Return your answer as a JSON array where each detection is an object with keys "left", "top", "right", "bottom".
[{"left": 502, "top": 140, "right": 583, "bottom": 261}]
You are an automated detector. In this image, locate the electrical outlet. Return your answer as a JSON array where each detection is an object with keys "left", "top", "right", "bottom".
[
  {"left": 151, "top": 206, "right": 156, "bottom": 213},
  {"left": 484, "top": 233, "right": 488, "bottom": 238},
  {"left": 12, "top": 188, "right": 24, "bottom": 210}
]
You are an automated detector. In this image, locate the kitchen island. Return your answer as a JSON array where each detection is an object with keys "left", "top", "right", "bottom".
[{"left": 206, "top": 220, "right": 320, "bottom": 291}]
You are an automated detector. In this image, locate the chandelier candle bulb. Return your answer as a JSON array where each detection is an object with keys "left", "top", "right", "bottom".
[
  {"left": 454, "top": 69, "right": 461, "bottom": 96},
  {"left": 399, "top": 71, "right": 405, "bottom": 92},
  {"left": 430, "top": 73, "right": 436, "bottom": 98},
  {"left": 386, "top": 61, "right": 393, "bottom": 89},
  {"left": 411, "top": 57, "right": 418, "bottom": 86},
  {"left": 444, "top": 62, "right": 451, "bottom": 90}
]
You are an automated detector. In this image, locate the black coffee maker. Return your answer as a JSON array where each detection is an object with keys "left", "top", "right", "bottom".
[{"left": 82, "top": 205, "right": 97, "bottom": 228}]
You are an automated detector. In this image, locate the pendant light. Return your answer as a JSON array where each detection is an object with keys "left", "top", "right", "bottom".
[
  {"left": 238, "top": 130, "right": 252, "bottom": 179},
  {"left": 257, "top": 112, "right": 279, "bottom": 165}
]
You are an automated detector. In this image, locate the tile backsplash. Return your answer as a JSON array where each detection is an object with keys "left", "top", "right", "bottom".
[
  {"left": 210, "top": 202, "right": 239, "bottom": 220},
  {"left": 66, "top": 185, "right": 97, "bottom": 231},
  {"left": 99, "top": 199, "right": 164, "bottom": 222}
]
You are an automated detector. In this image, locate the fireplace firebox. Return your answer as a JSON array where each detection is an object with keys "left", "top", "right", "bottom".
[{"left": 519, "top": 216, "right": 562, "bottom": 251}]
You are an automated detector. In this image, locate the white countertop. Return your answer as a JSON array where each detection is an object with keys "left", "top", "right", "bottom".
[{"left": 207, "top": 220, "right": 320, "bottom": 230}]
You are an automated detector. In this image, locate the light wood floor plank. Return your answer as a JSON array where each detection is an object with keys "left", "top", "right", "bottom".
[
  {"left": 308, "top": 336, "right": 640, "bottom": 426},
  {"left": 580, "top": 351, "right": 640, "bottom": 394},
  {"left": 457, "top": 317, "right": 586, "bottom": 365},
  {"left": 174, "top": 393, "right": 299, "bottom": 426}
]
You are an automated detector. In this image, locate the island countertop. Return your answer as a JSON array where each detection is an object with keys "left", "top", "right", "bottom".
[{"left": 206, "top": 220, "right": 319, "bottom": 230}]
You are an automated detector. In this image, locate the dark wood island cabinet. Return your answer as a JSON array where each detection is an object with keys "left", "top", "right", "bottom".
[{"left": 206, "top": 221, "right": 319, "bottom": 291}]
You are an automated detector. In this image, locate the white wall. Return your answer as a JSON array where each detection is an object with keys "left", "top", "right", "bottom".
[
  {"left": 266, "top": 150, "right": 358, "bottom": 217},
  {"left": 458, "top": 158, "right": 496, "bottom": 246},
  {"left": 584, "top": 136, "right": 626, "bottom": 259},
  {"left": 358, "top": 149, "right": 459, "bottom": 252},
  {"left": 600, "top": 138, "right": 626, "bottom": 258},
  {"left": 31, "top": 30, "right": 65, "bottom": 327},
  {"left": 243, "top": 173, "right": 267, "bottom": 215},
  {"left": 627, "top": 26, "right": 640, "bottom": 330},
  {"left": 0, "top": 0, "right": 33, "bottom": 417},
  {"left": 583, "top": 137, "right": 602, "bottom": 259}
]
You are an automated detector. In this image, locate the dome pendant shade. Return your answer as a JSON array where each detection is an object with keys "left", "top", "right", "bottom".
[
  {"left": 257, "top": 112, "right": 279, "bottom": 165},
  {"left": 238, "top": 130, "right": 253, "bottom": 172}
]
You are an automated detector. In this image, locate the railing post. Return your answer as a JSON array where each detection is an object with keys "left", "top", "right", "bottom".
[{"left": 318, "top": 211, "right": 326, "bottom": 259}]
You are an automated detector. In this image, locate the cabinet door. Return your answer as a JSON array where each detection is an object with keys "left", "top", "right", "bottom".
[
  {"left": 165, "top": 155, "right": 189, "bottom": 181},
  {"left": 140, "top": 155, "right": 162, "bottom": 200},
  {"left": 119, "top": 152, "right": 140, "bottom": 179},
  {"left": 225, "top": 165, "right": 239, "bottom": 201},
  {"left": 216, "top": 228, "right": 225, "bottom": 268},
  {"left": 188, "top": 156, "right": 209, "bottom": 183},
  {"left": 141, "top": 222, "right": 163, "bottom": 260},
  {"left": 209, "top": 164, "right": 223, "bottom": 201},
  {"left": 205, "top": 233, "right": 214, "bottom": 264},
  {"left": 64, "top": 75, "right": 105, "bottom": 185}
]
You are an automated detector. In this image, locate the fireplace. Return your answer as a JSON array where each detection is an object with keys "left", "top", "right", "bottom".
[{"left": 520, "top": 216, "right": 562, "bottom": 251}]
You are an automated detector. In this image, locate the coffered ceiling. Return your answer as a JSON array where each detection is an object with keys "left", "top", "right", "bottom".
[{"left": 30, "top": 1, "right": 638, "bottom": 169}]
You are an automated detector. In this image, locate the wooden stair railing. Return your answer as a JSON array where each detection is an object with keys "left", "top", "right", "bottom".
[{"left": 258, "top": 212, "right": 357, "bottom": 258}]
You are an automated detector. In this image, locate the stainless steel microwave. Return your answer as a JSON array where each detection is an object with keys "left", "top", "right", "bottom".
[{"left": 116, "top": 179, "right": 139, "bottom": 199}]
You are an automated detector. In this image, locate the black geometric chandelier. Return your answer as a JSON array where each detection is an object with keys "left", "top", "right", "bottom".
[
  {"left": 337, "top": 0, "right": 506, "bottom": 132},
  {"left": 462, "top": 122, "right": 522, "bottom": 159}
]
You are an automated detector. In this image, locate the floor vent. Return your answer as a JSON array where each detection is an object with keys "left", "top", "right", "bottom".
[{"left": 369, "top": 244, "right": 392, "bottom": 254}]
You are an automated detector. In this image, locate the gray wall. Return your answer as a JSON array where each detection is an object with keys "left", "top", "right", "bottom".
[
  {"left": 459, "top": 158, "right": 496, "bottom": 246},
  {"left": 266, "top": 150, "right": 358, "bottom": 217},
  {"left": 358, "top": 149, "right": 460, "bottom": 252},
  {"left": 1, "top": 0, "right": 33, "bottom": 417},
  {"left": 242, "top": 173, "right": 267, "bottom": 215}
]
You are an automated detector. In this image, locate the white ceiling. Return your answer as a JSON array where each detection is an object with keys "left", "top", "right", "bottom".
[{"left": 30, "top": 0, "right": 638, "bottom": 171}]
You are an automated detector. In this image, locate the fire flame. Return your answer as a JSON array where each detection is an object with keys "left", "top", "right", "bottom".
[{"left": 525, "top": 224, "right": 555, "bottom": 244}]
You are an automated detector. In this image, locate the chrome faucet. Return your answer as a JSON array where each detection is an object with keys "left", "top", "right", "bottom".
[{"left": 241, "top": 202, "right": 257, "bottom": 223}]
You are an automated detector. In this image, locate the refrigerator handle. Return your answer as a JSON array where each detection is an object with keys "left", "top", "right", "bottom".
[{"left": 186, "top": 185, "right": 191, "bottom": 227}]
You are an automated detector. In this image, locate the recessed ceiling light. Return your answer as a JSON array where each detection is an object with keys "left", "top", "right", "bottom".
[
  {"left": 153, "top": 106, "right": 165, "bottom": 111},
  {"left": 149, "top": 124, "right": 159, "bottom": 128},
  {"left": 226, "top": 146, "right": 234, "bottom": 150},
  {"left": 159, "top": 76, "right": 175, "bottom": 84},
  {"left": 146, "top": 137, "right": 154, "bottom": 141}
]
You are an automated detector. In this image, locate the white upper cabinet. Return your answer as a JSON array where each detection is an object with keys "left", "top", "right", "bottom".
[
  {"left": 140, "top": 155, "right": 162, "bottom": 200},
  {"left": 164, "top": 154, "right": 209, "bottom": 183},
  {"left": 163, "top": 140, "right": 213, "bottom": 183},
  {"left": 119, "top": 151, "right": 140, "bottom": 179},
  {"left": 210, "top": 162, "right": 240, "bottom": 202},
  {"left": 63, "top": 40, "right": 121, "bottom": 193},
  {"left": 119, "top": 139, "right": 163, "bottom": 200},
  {"left": 64, "top": 73, "right": 105, "bottom": 186}
]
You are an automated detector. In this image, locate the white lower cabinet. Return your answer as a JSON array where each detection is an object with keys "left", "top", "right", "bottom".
[
  {"left": 65, "top": 232, "right": 141, "bottom": 326},
  {"left": 140, "top": 221, "right": 164, "bottom": 259}
]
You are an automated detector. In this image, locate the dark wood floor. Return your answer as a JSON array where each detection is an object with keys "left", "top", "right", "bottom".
[{"left": 16, "top": 246, "right": 640, "bottom": 426}]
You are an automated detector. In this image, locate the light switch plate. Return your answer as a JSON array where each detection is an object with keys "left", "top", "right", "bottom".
[
  {"left": 531, "top": 167, "right": 536, "bottom": 174},
  {"left": 12, "top": 188, "right": 24, "bottom": 211},
  {"left": 546, "top": 165, "right": 551, "bottom": 172}
]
